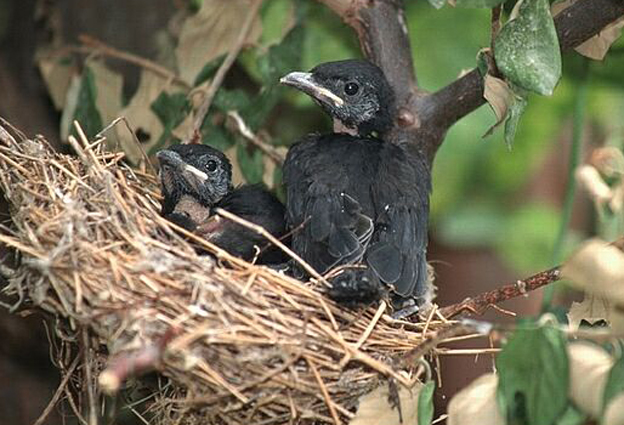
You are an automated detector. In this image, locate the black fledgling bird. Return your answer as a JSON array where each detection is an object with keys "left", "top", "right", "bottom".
[
  {"left": 157, "top": 144, "right": 287, "bottom": 264},
  {"left": 280, "top": 59, "right": 431, "bottom": 305}
]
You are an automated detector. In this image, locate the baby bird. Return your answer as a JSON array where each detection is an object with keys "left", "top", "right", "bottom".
[
  {"left": 157, "top": 144, "right": 287, "bottom": 264},
  {"left": 281, "top": 60, "right": 431, "bottom": 306}
]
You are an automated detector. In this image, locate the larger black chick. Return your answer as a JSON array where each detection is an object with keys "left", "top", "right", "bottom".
[
  {"left": 157, "top": 144, "right": 287, "bottom": 264},
  {"left": 280, "top": 60, "right": 431, "bottom": 306}
]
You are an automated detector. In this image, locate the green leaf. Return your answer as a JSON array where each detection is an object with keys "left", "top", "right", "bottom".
[
  {"left": 71, "top": 67, "right": 103, "bottom": 140},
  {"left": 237, "top": 143, "right": 264, "bottom": 184},
  {"left": 455, "top": 0, "right": 506, "bottom": 8},
  {"left": 213, "top": 88, "right": 252, "bottom": 113},
  {"left": 504, "top": 86, "right": 529, "bottom": 148},
  {"left": 476, "top": 49, "right": 491, "bottom": 76},
  {"left": 497, "top": 326, "right": 569, "bottom": 425},
  {"left": 149, "top": 92, "right": 191, "bottom": 154},
  {"left": 555, "top": 404, "right": 586, "bottom": 425},
  {"left": 200, "top": 122, "right": 235, "bottom": 151},
  {"left": 494, "top": 0, "right": 561, "bottom": 95},
  {"left": 241, "top": 24, "right": 305, "bottom": 130},
  {"left": 418, "top": 381, "right": 435, "bottom": 425},
  {"left": 603, "top": 355, "right": 624, "bottom": 414},
  {"left": 426, "top": 0, "right": 447, "bottom": 9},
  {"left": 194, "top": 54, "right": 226, "bottom": 86},
  {"left": 260, "top": 0, "right": 295, "bottom": 46}
]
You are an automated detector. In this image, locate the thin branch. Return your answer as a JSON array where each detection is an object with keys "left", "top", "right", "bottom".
[
  {"left": 190, "top": 0, "right": 263, "bottom": 139},
  {"left": 215, "top": 208, "right": 326, "bottom": 284},
  {"left": 438, "top": 267, "right": 562, "bottom": 319},
  {"left": 76, "top": 35, "right": 190, "bottom": 89},
  {"left": 319, "top": 0, "right": 624, "bottom": 161},
  {"left": 226, "top": 111, "right": 286, "bottom": 164},
  {"left": 33, "top": 353, "right": 81, "bottom": 425},
  {"left": 82, "top": 329, "right": 97, "bottom": 425}
]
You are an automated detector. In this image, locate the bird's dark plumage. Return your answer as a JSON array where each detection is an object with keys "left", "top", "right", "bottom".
[
  {"left": 281, "top": 59, "right": 431, "bottom": 305},
  {"left": 157, "top": 144, "right": 287, "bottom": 264}
]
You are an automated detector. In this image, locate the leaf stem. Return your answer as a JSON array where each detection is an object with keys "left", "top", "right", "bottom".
[{"left": 541, "top": 59, "right": 590, "bottom": 311}]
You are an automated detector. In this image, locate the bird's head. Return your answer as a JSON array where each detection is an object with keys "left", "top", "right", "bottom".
[
  {"left": 157, "top": 144, "right": 232, "bottom": 211},
  {"left": 280, "top": 59, "right": 395, "bottom": 136}
]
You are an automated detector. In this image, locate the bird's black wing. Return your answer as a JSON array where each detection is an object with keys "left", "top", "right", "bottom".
[
  {"left": 366, "top": 143, "right": 431, "bottom": 300},
  {"left": 283, "top": 135, "right": 375, "bottom": 274},
  {"left": 210, "top": 184, "right": 287, "bottom": 263}
]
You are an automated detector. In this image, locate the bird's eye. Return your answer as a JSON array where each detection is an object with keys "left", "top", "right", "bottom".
[
  {"left": 344, "top": 82, "right": 359, "bottom": 96},
  {"left": 206, "top": 160, "right": 218, "bottom": 172}
]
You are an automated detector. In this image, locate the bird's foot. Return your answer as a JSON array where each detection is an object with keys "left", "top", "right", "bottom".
[{"left": 328, "top": 269, "right": 384, "bottom": 306}]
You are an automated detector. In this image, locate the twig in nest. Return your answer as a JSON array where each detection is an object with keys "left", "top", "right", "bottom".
[
  {"left": 215, "top": 208, "right": 324, "bottom": 284},
  {"left": 439, "top": 267, "right": 562, "bottom": 319},
  {"left": 82, "top": 329, "right": 98, "bottom": 425},
  {"left": 226, "top": 111, "right": 286, "bottom": 165},
  {"left": 97, "top": 116, "right": 157, "bottom": 175},
  {"left": 307, "top": 357, "right": 341, "bottom": 425},
  {"left": 190, "top": 0, "right": 263, "bottom": 139},
  {"left": 33, "top": 352, "right": 82, "bottom": 425},
  {"left": 98, "top": 327, "right": 179, "bottom": 395},
  {"left": 401, "top": 322, "right": 476, "bottom": 366},
  {"left": 216, "top": 208, "right": 339, "bottom": 330},
  {"left": 77, "top": 35, "right": 190, "bottom": 89}
]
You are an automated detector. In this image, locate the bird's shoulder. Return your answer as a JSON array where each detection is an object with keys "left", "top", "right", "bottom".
[
  {"left": 284, "top": 133, "right": 383, "bottom": 182},
  {"left": 217, "top": 184, "right": 284, "bottom": 216}
]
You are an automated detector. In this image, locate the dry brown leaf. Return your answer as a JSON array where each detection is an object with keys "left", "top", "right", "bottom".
[
  {"left": 568, "top": 342, "right": 614, "bottom": 417},
  {"left": 591, "top": 147, "right": 624, "bottom": 178},
  {"left": 611, "top": 308, "right": 624, "bottom": 334},
  {"left": 87, "top": 60, "right": 123, "bottom": 129},
  {"left": 447, "top": 373, "right": 504, "bottom": 425},
  {"left": 567, "top": 295, "right": 612, "bottom": 330},
  {"left": 60, "top": 75, "right": 82, "bottom": 141},
  {"left": 576, "top": 165, "right": 613, "bottom": 205},
  {"left": 224, "top": 145, "right": 245, "bottom": 187},
  {"left": 37, "top": 56, "right": 75, "bottom": 110},
  {"left": 604, "top": 393, "right": 624, "bottom": 425},
  {"left": 552, "top": 0, "right": 624, "bottom": 60},
  {"left": 575, "top": 17, "right": 624, "bottom": 60},
  {"left": 171, "top": 114, "right": 194, "bottom": 142},
  {"left": 350, "top": 382, "right": 421, "bottom": 425},
  {"left": 484, "top": 74, "right": 514, "bottom": 125},
  {"left": 176, "top": 0, "right": 262, "bottom": 84},
  {"left": 115, "top": 70, "right": 172, "bottom": 163},
  {"left": 562, "top": 239, "right": 624, "bottom": 305}
]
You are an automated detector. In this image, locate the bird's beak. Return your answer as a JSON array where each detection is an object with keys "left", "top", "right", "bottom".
[
  {"left": 156, "top": 149, "right": 209, "bottom": 188},
  {"left": 280, "top": 72, "right": 344, "bottom": 108}
]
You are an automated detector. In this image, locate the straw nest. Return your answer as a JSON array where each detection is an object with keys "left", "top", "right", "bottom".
[{"left": 0, "top": 120, "right": 454, "bottom": 425}]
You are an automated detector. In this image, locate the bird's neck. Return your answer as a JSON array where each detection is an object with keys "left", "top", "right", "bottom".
[{"left": 333, "top": 118, "right": 358, "bottom": 136}]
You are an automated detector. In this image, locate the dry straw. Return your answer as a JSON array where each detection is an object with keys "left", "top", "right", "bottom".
[{"left": 0, "top": 119, "right": 461, "bottom": 424}]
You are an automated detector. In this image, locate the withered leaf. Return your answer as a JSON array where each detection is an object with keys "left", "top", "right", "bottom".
[{"left": 176, "top": 0, "right": 262, "bottom": 84}]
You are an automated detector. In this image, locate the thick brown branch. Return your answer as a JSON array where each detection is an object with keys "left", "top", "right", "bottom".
[
  {"left": 439, "top": 266, "right": 562, "bottom": 319},
  {"left": 319, "top": 0, "right": 624, "bottom": 161},
  {"left": 422, "top": 0, "right": 624, "bottom": 160}
]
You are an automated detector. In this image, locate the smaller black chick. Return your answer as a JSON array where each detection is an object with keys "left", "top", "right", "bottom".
[{"left": 157, "top": 144, "right": 287, "bottom": 264}]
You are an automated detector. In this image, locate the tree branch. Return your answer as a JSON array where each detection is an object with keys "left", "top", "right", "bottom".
[
  {"left": 438, "top": 266, "right": 562, "bottom": 318},
  {"left": 317, "top": 0, "right": 624, "bottom": 161},
  {"left": 422, "top": 0, "right": 624, "bottom": 160}
]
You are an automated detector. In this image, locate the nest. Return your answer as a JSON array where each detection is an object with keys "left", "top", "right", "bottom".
[{"left": 0, "top": 120, "right": 455, "bottom": 425}]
